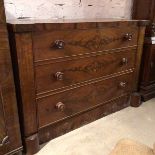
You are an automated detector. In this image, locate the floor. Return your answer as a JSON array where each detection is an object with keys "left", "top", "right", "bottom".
[{"left": 36, "top": 98, "right": 155, "bottom": 155}]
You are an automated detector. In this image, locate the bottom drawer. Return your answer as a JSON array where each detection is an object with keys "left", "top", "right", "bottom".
[
  {"left": 39, "top": 95, "right": 130, "bottom": 144},
  {"left": 37, "top": 71, "right": 134, "bottom": 128}
]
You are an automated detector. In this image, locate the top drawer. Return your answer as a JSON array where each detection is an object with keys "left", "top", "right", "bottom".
[{"left": 33, "top": 26, "right": 139, "bottom": 61}]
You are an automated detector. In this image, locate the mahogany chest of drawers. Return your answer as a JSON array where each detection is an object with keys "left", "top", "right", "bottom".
[{"left": 7, "top": 19, "right": 147, "bottom": 154}]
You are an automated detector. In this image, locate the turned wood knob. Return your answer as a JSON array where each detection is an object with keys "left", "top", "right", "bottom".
[
  {"left": 122, "top": 58, "right": 128, "bottom": 65},
  {"left": 54, "top": 40, "right": 65, "bottom": 49},
  {"left": 124, "top": 33, "right": 133, "bottom": 41},
  {"left": 119, "top": 82, "right": 126, "bottom": 88},
  {"left": 55, "top": 102, "right": 65, "bottom": 111},
  {"left": 54, "top": 72, "right": 64, "bottom": 81}
]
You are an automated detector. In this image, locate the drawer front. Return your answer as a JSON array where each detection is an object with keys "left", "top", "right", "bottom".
[
  {"left": 38, "top": 72, "right": 133, "bottom": 128},
  {"left": 35, "top": 50, "right": 136, "bottom": 93},
  {"left": 33, "top": 26, "right": 138, "bottom": 61},
  {"left": 39, "top": 95, "right": 130, "bottom": 143}
]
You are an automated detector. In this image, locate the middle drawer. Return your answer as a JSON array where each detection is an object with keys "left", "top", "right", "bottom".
[{"left": 35, "top": 49, "right": 136, "bottom": 94}]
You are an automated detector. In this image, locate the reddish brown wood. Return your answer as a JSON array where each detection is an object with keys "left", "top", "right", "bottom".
[
  {"left": 33, "top": 26, "right": 138, "bottom": 61},
  {"left": 35, "top": 49, "right": 136, "bottom": 93},
  {"left": 39, "top": 95, "right": 130, "bottom": 144},
  {"left": 0, "top": 24, "right": 9, "bottom": 50},
  {"left": 7, "top": 19, "right": 147, "bottom": 154},
  {"left": 130, "top": 93, "right": 142, "bottom": 107},
  {"left": 0, "top": 1, "right": 22, "bottom": 154},
  {"left": 38, "top": 72, "right": 133, "bottom": 128},
  {"left": 133, "top": 24, "right": 146, "bottom": 91},
  {"left": 133, "top": 0, "right": 155, "bottom": 101},
  {"left": 25, "top": 134, "right": 40, "bottom": 155},
  {"left": 10, "top": 33, "right": 38, "bottom": 137}
]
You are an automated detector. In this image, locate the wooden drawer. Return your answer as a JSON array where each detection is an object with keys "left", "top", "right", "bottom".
[
  {"left": 39, "top": 95, "right": 130, "bottom": 143},
  {"left": 33, "top": 26, "right": 138, "bottom": 61},
  {"left": 37, "top": 72, "right": 133, "bottom": 128},
  {"left": 0, "top": 24, "right": 9, "bottom": 49},
  {"left": 35, "top": 49, "right": 136, "bottom": 94}
]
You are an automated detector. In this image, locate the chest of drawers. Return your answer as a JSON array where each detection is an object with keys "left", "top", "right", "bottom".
[{"left": 7, "top": 19, "right": 147, "bottom": 154}]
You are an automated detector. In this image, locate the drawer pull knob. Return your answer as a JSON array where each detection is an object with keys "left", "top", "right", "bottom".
[
  {"left": 56, "top": 102, "right": 65, "bottom": 111},
  {"left": 122, "top": 58, "right": 128, "bottom": 65},
  {"left": 54, "top": 40, "right": 65, "bottom": 49},
  {"left": 119, "top": 82, "right": 126, "bottom": 88},
  {"left": 124, "top": 33, "right": 133, "bottom": 41},
  {"left": 55, "top": 72, "right": 64, "bottom": 81}
]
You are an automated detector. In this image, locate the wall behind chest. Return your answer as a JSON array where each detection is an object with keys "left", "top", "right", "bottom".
[{"left": 4, "top": 0, "right": 133, "bottom": 20}]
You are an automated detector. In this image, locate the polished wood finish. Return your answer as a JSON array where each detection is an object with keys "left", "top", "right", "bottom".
[
  {"left": 39, "top": 95, "right": 130, "bottom": 144},
  {"left": 25, "top": 134, "right": 40, "bottom": 155},
  {"left": 0, "top": 24, "right": 9, "bottom": 49},
  {"left": 35, "top": 49, "right": 136, "bottom": 93},
  {"left": 0, "top": 0, "right": 22, "bottom": 154},
  {"left": 33, "top": 26, "right": 138, "bottom": 61},
  {"left": 133, "top": 0, "right": 155, "bottom": 101},
  {"left": 130, "top": 93, "right": 142, "bottom": 107},
  {"left": 12, "top": 33, "right": 38, "bottom": 137},
  {"left": 8, "top": 19, "right": 147, "bottom": 154},
  {"left": 38, "top": 71, "right": 133, "bottom": 128}
]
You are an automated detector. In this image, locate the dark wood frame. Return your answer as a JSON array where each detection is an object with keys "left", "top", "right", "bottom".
[
  {"left": 132, "top": 0, "right": 155, "bottom": 101},
  {"left": 0, "top": 0, "right": 22, "bottom": 154}
]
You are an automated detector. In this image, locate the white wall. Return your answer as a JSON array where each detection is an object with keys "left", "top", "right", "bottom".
[{"left": 4, "top": 0, "right": 133, "bottom": 21}]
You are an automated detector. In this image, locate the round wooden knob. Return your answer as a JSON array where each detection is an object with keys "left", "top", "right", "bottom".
[
  {"left": 124, "top": 33, "right": 133, "bottom": 41},
  {"left": 119, "top": 82, "right": 126, "bottom": 88},
  {"left": 55, "top": 102, "right": 65, "bottom": 111},
  {"left": 122, "top": 58, "right": 128, "bottom": 65},
  {"left": 55, "top": 72, "right": 64, "bottom": 81},
  {"left": 54, "top": 40, "right": 65, "bottom": 49}
]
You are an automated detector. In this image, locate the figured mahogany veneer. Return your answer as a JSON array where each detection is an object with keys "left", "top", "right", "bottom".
[
  {"left": 7, "top": 19, "right": 147, "bottom": 155},
  {"left": 39, "top": 95, "right": 130, "bottom": 144},
  {"left": 33, "top": 26, "right": 138, "bottom": 61},
  {"left": 38, "top": 71, "right": 133, "bottom": 128},
  {"left": 35, "top": 49, "right": 136, "bottom": 93}
]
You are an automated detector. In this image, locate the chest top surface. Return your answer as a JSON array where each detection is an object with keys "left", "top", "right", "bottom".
[{"left": 7, "top": 18, "right": 149, "bottom": 32}]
